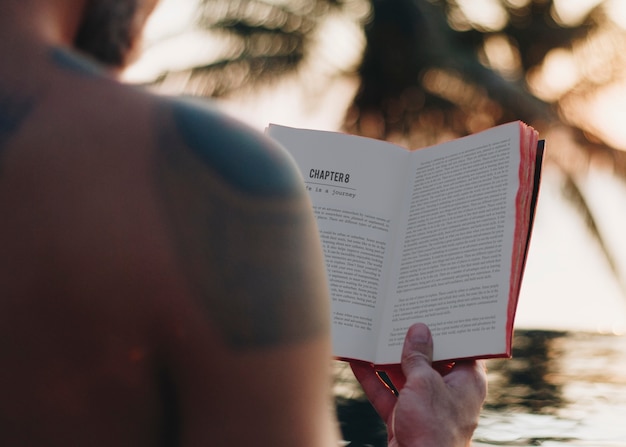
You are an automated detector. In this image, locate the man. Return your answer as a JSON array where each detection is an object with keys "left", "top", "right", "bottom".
[{"left": 0, "top": 1, "right": 487, "bottom": 445}]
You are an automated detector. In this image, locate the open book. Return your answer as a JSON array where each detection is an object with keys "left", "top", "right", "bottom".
[{"left": 267, "top": 122, "right": 544, "bottom": 366}]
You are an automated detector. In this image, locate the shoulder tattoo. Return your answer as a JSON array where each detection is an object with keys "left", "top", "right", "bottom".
[
  {"left": 50, "top": 47, "right": 104, "bottom": 77},
  {"left": 0, "top": 86, "right": 35, "bottom": 166},
  {"left": 152, "top": 101, "right": 329, "bottom": 349},
  {"left": 169, "top": 98, "right": 303, "bottom": 196}
]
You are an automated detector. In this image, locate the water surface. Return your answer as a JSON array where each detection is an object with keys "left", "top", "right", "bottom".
[{"left": 335, "top": 330, "right": 626, "bottom": 446}]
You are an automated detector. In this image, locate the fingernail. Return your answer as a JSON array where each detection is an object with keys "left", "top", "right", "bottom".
[{"left": 409, "top": 323, "right": 431, "bottom": 344}]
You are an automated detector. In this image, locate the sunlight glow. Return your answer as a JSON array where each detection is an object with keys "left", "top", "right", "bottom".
[
  {"left": 456, "top": 0, "right": 508, "bottom": 31},
  {"left": 481, "top": 34, "right": 522, "bottom": 79},
  {"left": 312, "top": 11, "right": 366, "bottom": 73},
  {"left": 124, "top": 30, "right": 239, "bottom": 83},
  {"left": 569, "top": 81, "right": 626, "bottom": 151},
  {"left": 423, "top": 69, "right": 477, "bottom": 106},
  {"left": 605, "top": 0, "right": 626, "bottom": 29},
  {"left": 552, "top": 0, "right": 604, "bottom": 26},
  {"left": 504, "top": 0, "right": 531, "bottom": 8},
  {"left": 517, "top": 167, "right": 626, "bottom": 334},
  {"left": 142, "top": 0, "right": 198, "bottom": 44},
  {"left": 581, "top": 169, "right": 626, "bottom": 284},
  {"left": 527, "top": 48, "right": 579, "bottom": 101},
  {"left": 124, "top": 0, "right": 200, "bottom": 82}
]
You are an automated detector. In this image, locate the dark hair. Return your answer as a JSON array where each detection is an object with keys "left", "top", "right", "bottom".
[{"left": 73, "top": 0, "right": 140, "bottom": 67}]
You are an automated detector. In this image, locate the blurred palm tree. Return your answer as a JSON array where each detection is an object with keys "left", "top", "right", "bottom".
[{"left": 135, "top": 0, "right": 626, "bottom": 295}]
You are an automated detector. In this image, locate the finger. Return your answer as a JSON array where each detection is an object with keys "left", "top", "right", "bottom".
[
  {"left": 444, "top": 360, "right": 488, "bottom": 403},
  {"left": 350, "top": 361, "right": 397, "bottom": 421},
  {"left": 401, "top": 323, "right": 433, "bottom": 380},
  {"left": 444, "top": 360, "right": 486, "bottom": 385},
  {"left": 444, "top": 361, "right": 487, "bottom": 416}
]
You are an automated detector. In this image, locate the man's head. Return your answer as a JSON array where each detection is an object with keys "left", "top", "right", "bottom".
[{"left": 73, "top": 0, "right": 158, "bottom": 69}]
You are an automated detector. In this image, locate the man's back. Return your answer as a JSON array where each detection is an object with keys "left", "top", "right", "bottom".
[{"left": 0, "top": 43, "right": 337, "bottom": 446}]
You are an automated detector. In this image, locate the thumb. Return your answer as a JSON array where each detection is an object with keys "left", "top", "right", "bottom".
[{"left": 401, "top": 323, "right": 434, "bottom": 379}]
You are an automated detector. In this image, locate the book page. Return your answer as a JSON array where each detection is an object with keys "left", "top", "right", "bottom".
[
  {"left": 375, "top": 123, "right": 523, "bottom": 364},
  {"left": 267, "top": 125, "right": 410, "bottom": 362}
]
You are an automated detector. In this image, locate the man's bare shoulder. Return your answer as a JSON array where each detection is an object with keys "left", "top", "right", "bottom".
[
  {"left": 157, "top": 95, "right": 306, "bottom": 197},
  {"left": 56, "top": 49, "right": 330, "bottom": 350},
  {"left": 0, "top": 12, "right": 338, "bottom": 446},
  {"left": 149, "top": 94, "right": 330, "bottom": 349},
  {"left": 3, "top": 45, "right": 330, "bottom": 350},
  {"left": 48, "top": 47, "right": 305, "bottom": 198}
]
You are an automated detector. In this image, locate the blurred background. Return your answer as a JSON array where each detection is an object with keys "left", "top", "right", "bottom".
[{"left": 123, "top": 0, "right": 626, "bottom": 445}]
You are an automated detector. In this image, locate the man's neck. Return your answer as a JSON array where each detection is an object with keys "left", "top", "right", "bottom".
[
  {"left": 0, "top": 0, "right": 86, "bottom": 49},
  {"left": 0, "top": 2, "right": 99, "bottom": 92}
]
